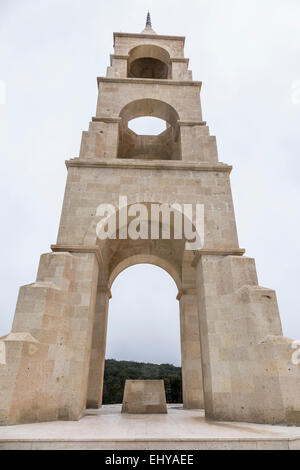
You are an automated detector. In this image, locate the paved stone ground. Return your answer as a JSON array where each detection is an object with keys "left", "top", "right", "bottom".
[{"left": 0, "top": 405, "right": 300, "bottom": 450}]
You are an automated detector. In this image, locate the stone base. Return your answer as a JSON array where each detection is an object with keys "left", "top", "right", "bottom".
[
  {"left": 1, "top": 406, "right": 300, "bottom": 450},
  {"left": 122, "top": 380, "right": 167, "bottom": 414}
]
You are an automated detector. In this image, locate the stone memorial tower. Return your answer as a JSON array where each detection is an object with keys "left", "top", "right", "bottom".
[{"left": 0, "top": 15, "right": 299, "bottom": 426}]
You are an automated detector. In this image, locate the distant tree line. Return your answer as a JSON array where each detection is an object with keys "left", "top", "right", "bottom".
[{"left": 102, "top": 359, "right": 182, "bottom": 404}]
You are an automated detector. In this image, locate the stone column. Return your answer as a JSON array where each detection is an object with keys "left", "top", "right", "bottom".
[
  {"left": 178, "top": 290, "right": 204, "bottom": 409},
  {"left": 196, "top": 254, "right": 288, "bottom": 424},
  {"left": 86, "top": 286, "right": 111, "bottom": 408},
  {"left": 0, "top": 251, "right": 99, "bottom": 425}
]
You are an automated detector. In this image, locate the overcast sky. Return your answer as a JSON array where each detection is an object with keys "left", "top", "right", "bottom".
[{"left": 0, "top": 0, "right": 299, "bottom": 367}]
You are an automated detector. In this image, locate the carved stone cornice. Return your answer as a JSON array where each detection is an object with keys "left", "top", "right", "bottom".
[
  {"left": 51, "top": 244, "right": 103, "bottom": 266},
  {"left": 97, "top": 77, "right": 201, "bottom": 87},
  {"left": 191, "top": 248, "right": 246, "bottom": 267},
  {"left": 177, "top": 120, "right": 207, "bottom": 127},
  {"left": 170, "top": 58, "right": 189, "bottom": 64},
  {"left": 92, "top": 117, "right": 121, "bottom": 123},
  {"left": 65, "top": 158, "right": 232, "bottom": 173},
  {"left": 113, "top": 32, "right": 185, "bottom": 45}
]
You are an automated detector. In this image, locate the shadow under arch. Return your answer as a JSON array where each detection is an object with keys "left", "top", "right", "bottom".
[
  {"left": 86, "top": 202, "right": 204, "bottom": 411},
  {"left": 94, "top": 200, "right": 202, "bottom": 254},
  {"left": 119, "top": 98, "right": 180, "bottom": 129},
  {"left": 108, "top": 254, "right": 182, "bottom": 293},
  {"left": 118, "top": 99, "right": 180, "bottom": 160},
  {"left": 127, "top": 44, "right": 171, "bottom": 79}
]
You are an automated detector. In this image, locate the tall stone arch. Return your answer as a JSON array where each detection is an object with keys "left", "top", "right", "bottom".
[
  {"left": 0, "top": 19, "right": 300, "bottom": 427},
  {"left": 85, "top": 200, "right": 204, "bottom": 410}
]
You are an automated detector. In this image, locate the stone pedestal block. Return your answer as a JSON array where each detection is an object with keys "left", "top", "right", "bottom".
[{"left": 122, "top": 380, "right": 167, "bottom": 414}]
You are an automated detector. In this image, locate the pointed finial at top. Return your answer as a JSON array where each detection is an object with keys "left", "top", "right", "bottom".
[
  {"left": 141, "top": 11, "right": 156, "bottom": 34},
  {"left": 146, "top": 11, "right": 152, "bottom": 27}
]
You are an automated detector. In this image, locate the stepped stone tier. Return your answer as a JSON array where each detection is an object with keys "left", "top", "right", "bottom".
[
  {"left": 122, "top": 380, "right": 167, "bottom": 414},
  {"left": 0, "top": 16, "right": 299, "bottom": 427}
]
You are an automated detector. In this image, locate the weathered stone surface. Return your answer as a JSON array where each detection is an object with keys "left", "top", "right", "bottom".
[
  {"left": 0, "top": 20, "right": 299, "bottom": 427},
  {"left": 122, "top": 380, "right": 167, "bottom": 414}
]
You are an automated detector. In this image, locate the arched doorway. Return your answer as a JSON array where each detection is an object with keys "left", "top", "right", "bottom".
[
  {"left": 127, "top": 44, "right": 172, "bottom": 79},
  {"left": 85, "top": 200, "right": 204, "bottom": 411},
  {"left": 117, "top": 98, "right": 181, "bottom": 160},
  {"left": 103, "top": 264, "right": 181, "bottom": 405}
]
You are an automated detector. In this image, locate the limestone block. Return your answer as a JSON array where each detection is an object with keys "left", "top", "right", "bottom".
[
  {"left": 79, "top": 121, "right": 119, "bottom": 159},
  {"left": 171, "top": 61, "right": 190, "bottom": 81},
  {"left": 179, "top": 292, "right": 204, "bottom": 409},
  {"left": 257, "top": 336, "right": 300, "bottom": 425},
  {"left": 12, "top": 282, "right": 65, "bottom": 343},
  {"left": 109, "top": 57, "right": 128, "bottom": 78},
  {"left": 180, "top": 125, "right": 218, "bottom": 162},
  {"left": 113, "top": 34, "right": 185, "bottom": 59},
  {"left": 0, "top": 251, "right": 99, "bottom": 425},
  {"left": 0, "top": 333, "right": 51, "bottom": 425},
  {"left": 56, "top": 165, "right": 239, "bottom": 250},
  {"left": 86, "top": 285, "right": 110, "bottom": 409},
  {"left": 196, "top": 254, "right": 300, "bottom": 425},
  {"left": 96, "top": 80, "right": 202, "bottom": 124},
  {"left": 122, "top": 380, "right": 167, "bottom": 414},
  {"left": 234, "top": 285, "right": 283, "bottom": 339},
  {"left": 217, "top": 256, "right": 258, "bottom": 295}
]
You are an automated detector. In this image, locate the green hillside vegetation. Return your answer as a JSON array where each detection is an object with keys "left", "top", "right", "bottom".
[{"left": 103, "top": 359, "right": 182, "bottom": 404}]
